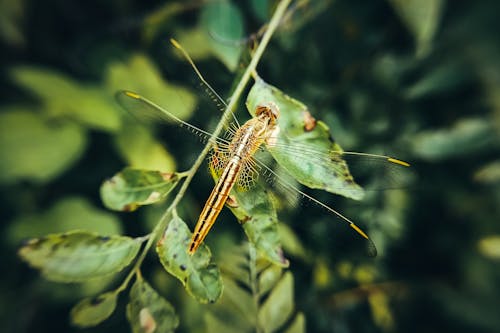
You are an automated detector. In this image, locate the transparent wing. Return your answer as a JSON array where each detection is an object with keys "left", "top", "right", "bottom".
[
  {"left": 115, "top": 90, "right": 231, "bottom": 146},
  {"left": 266, "top": 138, "right": 414, "bottom": 195}
]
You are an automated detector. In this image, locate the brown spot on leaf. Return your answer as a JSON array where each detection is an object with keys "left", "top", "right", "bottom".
[
  {"left": 226, "top": 195, "right": 239, "bottom": 208},
  {"left": 302, "top": 110, "right": 317, "bottom": 131},
  {"left": 161, "top": 172, "right": 175, "bottom": 181},
  {"left": 139, "top": 308, "right": 157, "bottom": 333}
]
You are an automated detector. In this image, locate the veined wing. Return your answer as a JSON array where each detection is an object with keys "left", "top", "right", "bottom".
[
  {"left": 115, "top": 90, "right": 231, "bottom": 147},
  {"left": 264, "top": 133, "right": 412, "bottom": 201}
]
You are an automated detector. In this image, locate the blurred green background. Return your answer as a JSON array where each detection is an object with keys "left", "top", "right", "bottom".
[{"left": 1, "top": 0, "right": 500, "bottom": 332}]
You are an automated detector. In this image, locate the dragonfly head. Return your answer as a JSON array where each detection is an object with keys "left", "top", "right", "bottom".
[{"left": 255, "top": 102, "right": 280, "bottom": 125}]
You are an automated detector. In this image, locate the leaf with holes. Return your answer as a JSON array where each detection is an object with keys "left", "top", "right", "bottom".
[
  {"left": 100, "top": 168, "right": 180, "bottom": 212},
  {"left": 70, "top": 291, "right": 118, "bottom": 327},
  {"left": 127, "top": 278, "right": 179, "bottom": 333},
  {"left": 19, "top": 231, "right": 141, "bottom": 282},
  {"left": 156, "top": 215, "right": 223, "bottom": 303}
]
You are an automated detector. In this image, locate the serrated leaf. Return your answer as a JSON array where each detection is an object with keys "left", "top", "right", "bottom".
[
  {"left": 70, "top": 291, "right": 118, "bottom": 327},
  {"left": 6, "top": 196, "right": 122, "bottom": 247},
  {"left": 100, "top": 168, "right": 180, "bottom": 212},
  {"left": 387, "top": 0, "right": 444, "bottom": 57},
  {"left": 19, "top": 231, "right": 141, "bottom": 282},
  {"left": 106, "top": 54, "right": 197, "bottom": 121},
  {"left": 201, "top": 1, "right": 243, "bottom": 71},
  {"left": 411, "top": 117, "right": 497, "bottom": 161},
  {"left": 156, "top": 215, "right": 223, "bottom": 303},
  {"left": 10, "top": 66, "right": 121, "bottom": 131},
  {"left": 126, "top": 278, "right": 179, "bottom": 333},
  {"left": 0, "top": 109, "right": 87, "bottom": 184},
  {"left": 246, "top": 78, "right": 364, "bottom": 200},
  {"left": 258, "top": 271, "right": 295, "bottom": 333}
]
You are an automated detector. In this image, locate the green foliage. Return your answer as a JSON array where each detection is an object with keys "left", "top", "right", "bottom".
[
  {"left": 156, "top": 214, "right": 223, "bottom": 303},
  {"left": 70, "top": 291, "right": 118, "bottom": 327},
  {"left": 0, "top": 108, "right": 87, "bottom": 184},
  {"left": 3, "top": 0, "right": 500, "bottom": 332},
  {"left": 101, "top": 168, "right": 181, "bottom": 211},
  {"left": 19, "top": 231, "right": 142, "bottom": 282},
  {"left": 127, "top": 278, "right": 179, "bottom": 333},
  {"left": 6, "top": 196, "right": 122, "bottom": 246},
  {"left": 205, "top": 244, "right": 304, "bottom": 333},
  {"left": 201, "top": 1, "right": 244, "bottom": 70},
  {"left": 246, "top": 78, "right": 365, "bottom": 200}
]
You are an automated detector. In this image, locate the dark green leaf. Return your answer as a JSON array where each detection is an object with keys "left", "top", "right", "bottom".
[
  {"left": 201, "top": 1, "right": 243, "bottom": 70},
  {"left": 156, "top": 214, "right": 223, "bottom": 303},
  {"left": 70, "top": 291, "right": 118, "bottom": 327},
  {"left": 100, "top": 168, "right": 180, "bottom": 211},
  {"left": 19, "top": 231, "right": 141, "bottom": 282},
  {"left": 411, "top": 117, "right": 497, "bottom": 161},
  {"left": 246, "top": 78, "right": 364, "bottom": 200},
  {"left": 388, "top": 0, "right": 444, "bottom": 57},
  {"left": 0, "top": 109, "right": 87, "bottom": 184},
  {"left": 126, "top": 278, "right": 179, "bottom": 333}
]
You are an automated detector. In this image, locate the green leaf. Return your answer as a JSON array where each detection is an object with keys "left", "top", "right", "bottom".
[
  {"left": 156, "top": 214, "right": 223, "bottom": 303},
  {"left": 246, "top": 78, "right": 364, "bottom": 200},
  {"left": 127, "top": 278, "right": 179, "bottom": 333},
  {"left": 19, "top": 231, "right": 141, "bottom": 282},
  {"left": 114, "top": 123, "right": 177, "bottom": 172},
  {"left": 100, "top": 168, "right": 180, "bottom": 212},
  {"left": 474, "top": 160, "right": 500, "bottom": 184},
  {"left": 387, "top": 0, "right": 444, "bottom": 57},
  {"left": 284, "top": 312, "right": 305, "bottom": 333},
  {"left": 6, "top": 196, "right": 122, "bottom": 247},
  {"left": 174, "top": 27, "right": 212, "bottom": 61},
  {"left": 250, "top": 0, "right": 270, "bottom": 22},
  {"left": 258, "top": 264, "right": 283, "bottom": 297},
  {"left": 278, "top": 224, "right": 308, "bottom": 261},
  {"left": 478, "top": 236, "right": 500, "bottom": 260},
  {"left": 258, "top": 271, "right": 295, "bottom": 333},
  {"left": 10, "top": 66, "right": 121, "bottom": 132},
  {"left": 70, "top": 291, "right": 118, "bottom": 327},
  {"left": 411, "top": 117, "right": 497, "bottom": 161},
  {"left": 106, "top": 54, "right": 197, "bottom": 121},
  {"left": 0, "top": 109, "right": 87, "bottom": 184},
  {"left": 201, "top": 1, "right": 243, "bottom": 71},
  {"left": 212, "top": 166, "right": 288, "bottom": 267}
]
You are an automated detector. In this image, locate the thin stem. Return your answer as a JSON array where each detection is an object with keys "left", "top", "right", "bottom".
[{"left": 119, "top": 0, "right": 292, "bottom": 291}]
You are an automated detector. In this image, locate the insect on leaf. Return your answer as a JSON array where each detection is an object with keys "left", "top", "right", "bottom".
[
  {"left": 156, "top": 214, "right": 223, "bottom": 303},
  {"left": 100, "top": 168, "right": 180, "bottom": 212},
  {"left": 246, "top": 78, "right": 365, "bottom": 201},
  {"left": 70, "top": 291, "right": 118, "bottom": 327},
  {"left": 127, "top": 278, "right": 179, "bottom": 333},
  {"left": 18, "top": 231, "right": 141, "bottom": 282}
]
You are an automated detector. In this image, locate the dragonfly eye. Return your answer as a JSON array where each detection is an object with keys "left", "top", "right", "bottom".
[{"left": 255, "top": 102, "right": 280, "bottom": 123}]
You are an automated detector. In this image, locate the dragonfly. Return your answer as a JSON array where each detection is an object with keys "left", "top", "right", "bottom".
[
  {"left": 116, "top": 43, "right": 411, "bottom": 257},
  {"left": 116, "top": 88, "right": 410, "bottom": 257}
]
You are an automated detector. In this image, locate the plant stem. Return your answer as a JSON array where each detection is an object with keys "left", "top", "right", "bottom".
[{"left": 120, "top": 0, "right": 292, "bottom": 290}]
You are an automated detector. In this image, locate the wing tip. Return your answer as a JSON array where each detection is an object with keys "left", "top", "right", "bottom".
[{"left": 387, "top": 157, "right": 411, "bottom": 167}]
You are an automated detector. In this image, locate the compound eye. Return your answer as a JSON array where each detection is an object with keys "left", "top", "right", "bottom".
[{"left": 255, "top": 102, "right": 280, "bottom": 121}]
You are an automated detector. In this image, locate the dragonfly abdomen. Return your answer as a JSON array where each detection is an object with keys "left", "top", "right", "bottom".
[{"left": 188, "top": 158, "right": 242, "bottom": 254}]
